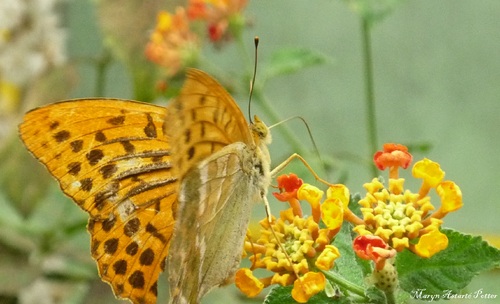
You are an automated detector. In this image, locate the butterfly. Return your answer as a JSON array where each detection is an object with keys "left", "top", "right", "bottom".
[{"left": 19, "top": 69, "right": 272, "bottom": 304}]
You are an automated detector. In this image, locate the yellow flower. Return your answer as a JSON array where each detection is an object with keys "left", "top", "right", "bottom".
[
  {"left": 235, "top": 268, "right": 264, "bottom": 297},
  {"left": 436, "top": 181, "right": 463, "bottom": 214},
  {"left": 237, "top": 175, "right": 343, "bottom": 301},
  {"left": 412, "top": 158, "right": 445, "bottom": 197},
  {"left": 297, "top": 184, "right": 324, "bottom": 206},
  {"left": 291, "top": 272, "right": 326, "bottom": 303},
  {"left": 349, "top": 144, "right": 461, "bottom": 259},
  {"left": 413, "top": 229, "right": 449, "bottom": 258},
  {"left": 315, "top": 245, "right": 340, "bottom": 271},
  {"left": 320, "top": 198, "right": 343, "bottom": 230},
  {"left": 297, "top": 183, "right": 324, "bottom": 222}
]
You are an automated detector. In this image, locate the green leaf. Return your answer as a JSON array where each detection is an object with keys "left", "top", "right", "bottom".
[
  {"left": 264, "top": 285, "right": 350, "bottom": 304},
  {"left": 264, "top": 48, "right": 329, "bottom": 80},
  {"left": 397, "top": 229, "right": 500, "bottom": 297},
  {"left": 364, "top": 286, "right": 386, "bottom": 303},
  {"left": 334, "top": 220, "right": 367, "bottom": 288}
]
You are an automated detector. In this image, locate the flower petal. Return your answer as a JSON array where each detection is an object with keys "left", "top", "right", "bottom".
[
  {"left": 373, "top": 143, "right": 412, "bottom": 170},
  {"left": 413, "top": 229, "right": 448, "bottom": 258},
  {"left": 272, "top": 173, "right": 303, "bottom": 202},
  {"left": 315, "top": 245, "right": 340, "bottom": 271},
  {"left": 353, "top": 235, "right": 396, "bottom": 262},
  {"left": 291, "top": 272, "right": 326, "bottom": 303},
  {"left": 412, "top": 158, "right": 445, "bottom": 188},
  {"left": 321, "top": 198, "right": 343, "bottom": 230},
  {"left": 436, "top": 181, "right": 463, "bottom": 213},
  {"left": 235, "top": 268, "right": 264, "bottom": 297},
  {"left": 326, "top": 184, "right": 350, "bottom": 208}
]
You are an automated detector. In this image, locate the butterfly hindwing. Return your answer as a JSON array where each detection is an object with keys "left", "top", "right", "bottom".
[
  {"left": 19, "top": 99, "right": 178, "bottom": 304},
  {"left": 167, "top": 142, "right": 261, "bottom": 303}
]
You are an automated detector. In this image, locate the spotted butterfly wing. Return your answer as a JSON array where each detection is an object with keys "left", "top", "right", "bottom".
[
  {"left": 165, "top": 69, "right": 272, "bottom": 303},
  {"left": 19, "top": 99, "right": 177, "bottom": 304}
]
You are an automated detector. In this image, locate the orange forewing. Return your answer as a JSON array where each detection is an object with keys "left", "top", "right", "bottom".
[{"left": 20, "top": 99, "right": 177, "bottom": 304}]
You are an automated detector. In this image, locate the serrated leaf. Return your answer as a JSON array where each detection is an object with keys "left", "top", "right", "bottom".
[
  {"left": 397, "top": 229, "right": 500, "bottom": 296},
  {"left": 334, "top": 220, "right": 367, "bottom": 287},
  {"left": 264, "top": 286, "right": 296, "bottom": 304},
  {"left": 264, "top": 48, "right": 329, "bottom": 80}
]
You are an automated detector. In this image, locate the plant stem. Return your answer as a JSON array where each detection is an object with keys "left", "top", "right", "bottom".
[
  {"left": 322, "top": 270, "right": 368, "bottom": 301},
  {"left": 385, "top": 290, "right": 396, "bottom": 304},
  {"left": 94, "top": 49, "right": 111, "bottom": 97},
  {"left": 360, "top": 18, "right": 378, "bottom": 177}
]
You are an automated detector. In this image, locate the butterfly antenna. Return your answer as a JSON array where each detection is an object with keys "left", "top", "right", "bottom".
[
  {"left": 248, "top": 36, "right": 259, "bottom": 124},
  {"left": 270, "top": 116, "right": 326, "bottom": 173}
]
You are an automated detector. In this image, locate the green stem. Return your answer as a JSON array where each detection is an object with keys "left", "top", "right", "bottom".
[
  {"left": 130, "top": 62, "right": 157, "bottom": 102},
  {"left": 361, "top": 18, "right": 378, "bottom": 177},
  {"left": 94, "top": 49, "right": 112, "bottom": 97},
  {"left": 322, "top": 270, "right": 368, "bottom": 301},
  {"left": 385, "top": 290, "right": 396, "bottom": 304}
]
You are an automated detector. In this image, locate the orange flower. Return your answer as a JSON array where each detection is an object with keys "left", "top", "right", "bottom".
[
  {"left": 145, "top": 8, "right": 199, "bottom": 77},
  {"left": 272, "top": 173, "right": 303, "bottom": 202},
  {"left": 187, "top": 0, "right": 248, "bottom": 42},
  {"left": 373, "top": 143, "right": 412, "bottom": 178},
  {"left": 353, "top": 235, "right": 396, "bottom": 270}
]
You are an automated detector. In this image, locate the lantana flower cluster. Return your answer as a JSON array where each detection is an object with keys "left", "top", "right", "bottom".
[
  {"left": 235, "top": 143, "right": 463, "bottom": 301},
  {"left": 145, "top": 0, "right": 248, "bottom": 78},
  {"left": 352, "top": 143, "right": 463, "bottom": 269},
  {"left": 235, "top": 174, "right": 348, "bottom": 303}
]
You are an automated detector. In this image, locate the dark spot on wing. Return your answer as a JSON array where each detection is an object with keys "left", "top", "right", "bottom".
[
  {"left": 108, "top": 116, "right": 125, "bottom": 125},
  {"left": 80, "top": 178, "right": 93, "bottom": 192},
  {"left": 86, "top": 149, "right": 104, "bottom": 165},
  {"left": 70, "top": 140, "right": 83, "bottom": 153},
  {"left": 67, "top": 162, "right": 81, "bottom": 176},
  {"left": 53, "top": 130, "right": 70, "bottom": 142},
  {"left": 104, "top": 238, "right": 119, "bottom": 254}
]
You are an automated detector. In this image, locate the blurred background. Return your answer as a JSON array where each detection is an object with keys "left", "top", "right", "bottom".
[{"left": 1, "top": 0, "right": 499, "bottom": 303}]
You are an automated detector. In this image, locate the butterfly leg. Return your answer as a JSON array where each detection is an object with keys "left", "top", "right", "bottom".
[{"left": 270, "top": 153, "right": 333, "bottom": 187}]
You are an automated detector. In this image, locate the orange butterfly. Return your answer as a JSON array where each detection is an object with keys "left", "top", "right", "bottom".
[{"left": 19, "top": 69, "right": 272, "bottom": 304}]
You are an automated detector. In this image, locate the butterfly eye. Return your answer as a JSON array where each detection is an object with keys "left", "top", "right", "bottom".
[{"left": 252, "top": 115, "right": 269, "bottom": 140}]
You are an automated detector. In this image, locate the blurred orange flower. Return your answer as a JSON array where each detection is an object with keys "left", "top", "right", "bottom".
[
  {"left": 145, "top": 8, "right": 199, "bottom": 77},
  {"left": 187, "top": 0, "right": 248, "bottom": 42}
]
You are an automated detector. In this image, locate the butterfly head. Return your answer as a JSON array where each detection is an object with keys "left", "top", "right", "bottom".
[{"left": 251, "top": 115, "right": 272, "bottom": 146}]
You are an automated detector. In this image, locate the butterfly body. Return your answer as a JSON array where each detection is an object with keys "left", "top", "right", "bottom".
[{"left": 166, "top": 69, "right": 272, "bottom": 303}]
